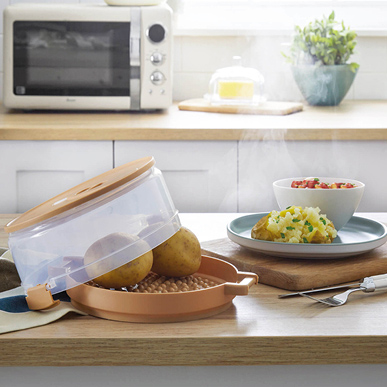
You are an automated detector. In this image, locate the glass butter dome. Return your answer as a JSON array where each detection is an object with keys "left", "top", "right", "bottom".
[{"left": 206, "top": 56, "right": 265, "bottom": 106}]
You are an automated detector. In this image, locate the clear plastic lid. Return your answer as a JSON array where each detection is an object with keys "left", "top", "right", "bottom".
[
  {"left": 205, "top": 56, "right": 265, "bottom": 106},
  {"left": 6, "top": 157, "right": 180, "bottom": 295}
]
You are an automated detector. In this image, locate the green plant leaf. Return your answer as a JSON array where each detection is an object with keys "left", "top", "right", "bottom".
[
  {"left": 284, "top": 10, "right": 358, "bottom": 66},
  {"left": 349, "top": 62, "right": 360, "bottom": 72}
]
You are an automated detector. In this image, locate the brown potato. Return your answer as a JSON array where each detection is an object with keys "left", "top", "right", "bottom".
[
  {"left": 151, "top": 226, "right": 201, "bottom": 277},
  {"left": 84, "top": 232, "right": 153, "bottom": 288},
  {"left": 251, "top": 215, "right": 274, "bottom": 241},
  {"left": 310, "top": 230, "right": 334, "bottom": 244}
]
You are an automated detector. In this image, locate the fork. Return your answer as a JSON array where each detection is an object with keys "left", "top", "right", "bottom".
[
  {"left": 300, "top": 287, "right": 365, "bottom": 306},
  {"left": 299, "top": 274, "right": 387, "bottom": 306}
]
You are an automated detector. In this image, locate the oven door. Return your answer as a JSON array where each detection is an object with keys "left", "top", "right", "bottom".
[{"left": 3, "top": 5, "right": 138, "bottom": 110}]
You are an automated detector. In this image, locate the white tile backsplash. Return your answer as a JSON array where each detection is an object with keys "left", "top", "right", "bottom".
[
  {"left": 173, "top": 72, "right": 212, "bottom": 101},
  {"left": 180, "top": 36, "right": 253, "bottom": 73},
  {"left": 248, "top": 35, "right": 293, "bottom": 75},
  {"left": 173, "top": 36, "right": 183, "bottom": 73},
  {"left": 0, "top": 0, "right": 387, "bottom": 103},
  {"left": 353, "top": 72, "right": 387, "bottom": 99},
  {"left": 262, "top": 71, "right": 303, "bottom": 102},
  {"left": 352, "top": 37, "right": 387, "bottom": 73}
]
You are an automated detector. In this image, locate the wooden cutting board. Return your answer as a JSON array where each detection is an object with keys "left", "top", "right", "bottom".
[
  {"left": 178, "top": 98, "right": 303, "bottom": 116},
  {"left": 201, "top": 238, "right": 387, "bottom": 291}
]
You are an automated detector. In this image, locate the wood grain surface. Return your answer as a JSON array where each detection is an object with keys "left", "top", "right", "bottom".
[
  {"left": 1, "top": 101, "right": 387, "bottom": 141},
  {"left": 201, "top": 238, "right": 387, "bottom": 290},
  {"left": 178, "top": 98, "right": 304, "bottom": 115},
  {"left": 3, "top": 213, "right": 387, "bottom": 367}
]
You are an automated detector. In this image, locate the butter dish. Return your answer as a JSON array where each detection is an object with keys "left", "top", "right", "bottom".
[{"left": 205, "top": 56, "right": 265, "bottom": 106}]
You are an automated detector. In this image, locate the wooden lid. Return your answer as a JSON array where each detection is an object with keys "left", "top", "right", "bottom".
[{"left": 5, "top": 156, "right": 155, "bottom": 234}]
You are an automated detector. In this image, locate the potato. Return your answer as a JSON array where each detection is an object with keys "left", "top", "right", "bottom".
[
  {"left": 308, "top": 229, "right": 335, "bottom": 244},
  {"left": 310, "top": 230, "right": 329, "bottom": 244},
  {"left": 84, "top": 232, "right": 153, "bottom": 288},
  {"left": 151, "top": 226, "right": 201, "bottom": 277},
  {"left": 251, "top": 215, "right": 273, "bottom": 241},
  {"left": 251, "top": 206, "right": 337, "bottom": 244}
]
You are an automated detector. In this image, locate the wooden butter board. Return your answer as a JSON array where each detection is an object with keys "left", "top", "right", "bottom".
[
  {"left": 201, "top": 238, "right": 387, "bottom": 291},
  {"left": 178, "top": 98, "right": 303, "bottom": 116}
]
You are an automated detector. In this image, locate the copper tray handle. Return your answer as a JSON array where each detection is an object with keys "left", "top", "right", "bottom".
[
  {"left": 224, "top": 272, "right": 258, "bottom": 296},
  {"left": 26, "top": 283, "right": 60, "bottom": 310}
]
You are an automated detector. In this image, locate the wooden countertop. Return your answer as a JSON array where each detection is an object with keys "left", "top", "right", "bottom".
[
  {"left": 2, "top": 212, "right": 387, "bottom": 367},
  {"left": 0, "top": 100, "right": 387, "bottom": 141}
]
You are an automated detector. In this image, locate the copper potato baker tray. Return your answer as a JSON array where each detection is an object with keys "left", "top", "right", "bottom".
[{"left": 67, "top": 255, "right": 258, "bottom": 323}]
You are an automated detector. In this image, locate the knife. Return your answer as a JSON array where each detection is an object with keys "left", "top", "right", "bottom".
[
  {"left": 278, "top": 274, "right": 387, "bottom": 298},
  {"left": 278, "top": 282, "right": 361, "bottom": 298}
]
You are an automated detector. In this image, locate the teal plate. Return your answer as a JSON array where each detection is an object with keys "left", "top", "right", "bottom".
[{"left": 227, "top": 213, "right": 387, "bottom": 259}]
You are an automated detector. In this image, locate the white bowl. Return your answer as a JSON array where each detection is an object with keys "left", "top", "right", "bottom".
[{"left": 273, "top": 177, "right": 365, "bottom": 231}]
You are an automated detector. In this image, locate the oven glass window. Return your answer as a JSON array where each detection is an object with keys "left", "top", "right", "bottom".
[{"left": 13, "top": 21, "right": 130, "bottom": 96}]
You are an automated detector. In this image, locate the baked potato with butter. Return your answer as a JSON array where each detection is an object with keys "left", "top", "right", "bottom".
[{"left": 251, "top": 206, "right": 337, "bottom": 244}]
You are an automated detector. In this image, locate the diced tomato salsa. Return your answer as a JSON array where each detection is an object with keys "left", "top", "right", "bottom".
[{"left": 291, "top": 178, "right": 356, "bottom": 189}]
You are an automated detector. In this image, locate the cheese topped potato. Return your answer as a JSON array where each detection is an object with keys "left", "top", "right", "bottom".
[{"left": 251, "top": 206, "right": 337, "bottom": 244}]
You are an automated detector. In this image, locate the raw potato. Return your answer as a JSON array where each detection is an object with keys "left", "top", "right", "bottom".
[
  {"left": 84, "top": 232, "right": 153, "bottom": 288},
  {"left": 151, "top": 226, "right": 202, "bottom": 277}
]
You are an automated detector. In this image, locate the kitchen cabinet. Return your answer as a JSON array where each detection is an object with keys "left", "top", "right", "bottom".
[
  {"left": 2, "top": 139, "right": 382, "bottom": 215},
  {"left": 1, "top": 101, "right": 387, "bottom": 214},
  {"left": 238, "top": 140, "right": 387, "bottom": 213},
  {"left": 114, "top": 140, "right": 238, "bottom": 213},
  {"left": 0, "top": 141, "right": 112, "bottom": 213}
]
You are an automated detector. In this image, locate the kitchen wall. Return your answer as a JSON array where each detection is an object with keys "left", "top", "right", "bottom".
[
  {"left": 0, "top": 0, "right": 386, "bottom": 102},
  {"left": 173, "top": 34, "right": 387, "bottom": 102}
]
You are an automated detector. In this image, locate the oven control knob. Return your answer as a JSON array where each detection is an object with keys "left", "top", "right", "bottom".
[
  {"left": 147, "top": 24, "right": 166, "bottom": 44},
  {"left": 150, "top": 71, "right": 165, "bottom": 85},
  {"left": 150, "top": 52, "right": 164, "bottom": 66}
]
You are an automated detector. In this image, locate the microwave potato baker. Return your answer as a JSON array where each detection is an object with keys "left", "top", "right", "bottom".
[
  {"left": 4, "top": 157, "right": 257, "bottom": 322},
  {"left": 3, "top": 3, "right": 173, "bottom": 111}
]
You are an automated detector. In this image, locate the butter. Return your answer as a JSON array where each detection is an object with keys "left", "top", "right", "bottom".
[{"left": 218, "top": 80, "right": 254, "bottom": 99}]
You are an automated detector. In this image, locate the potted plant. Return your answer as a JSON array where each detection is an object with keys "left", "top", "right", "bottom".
[{"left": 284, "top": 11, "right": 359, "bottom": 106}]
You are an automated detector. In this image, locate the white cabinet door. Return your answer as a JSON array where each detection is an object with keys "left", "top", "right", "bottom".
[
  {"left": 238, "top": 140, "right": 387, "bottom": 213},
  {"left": 0, "top": 141, "right": 112, "bottom": 213},
  {"left": 115, "top": 141, "right": 238, "bottom": 213}
]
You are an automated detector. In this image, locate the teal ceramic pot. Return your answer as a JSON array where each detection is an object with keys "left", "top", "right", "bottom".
[{"left": 291, "top": 64, "right": 358, "bottom": 106}]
